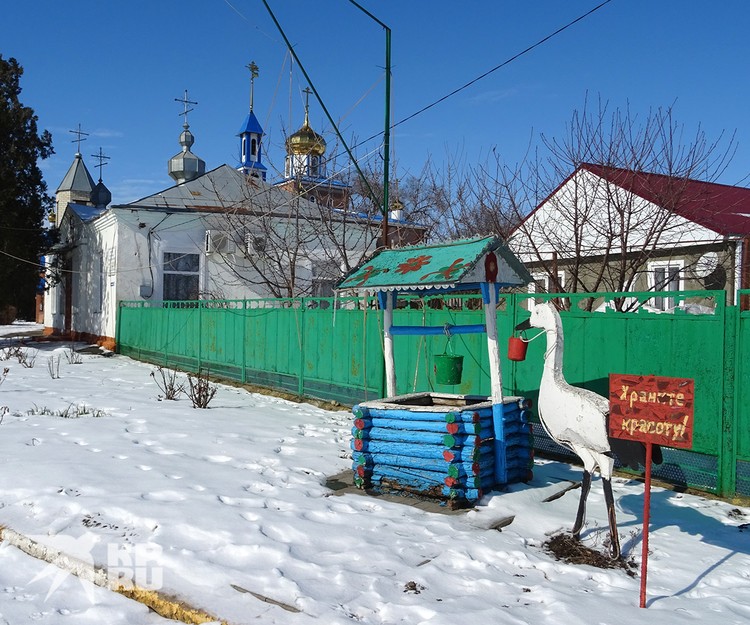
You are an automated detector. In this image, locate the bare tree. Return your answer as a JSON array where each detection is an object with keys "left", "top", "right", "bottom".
[
  {"left": 505, "top": 96, "right": 739, "bottom": 309},
  {"left": 196, "top": 169, "right": 383, "bottom": 299}
]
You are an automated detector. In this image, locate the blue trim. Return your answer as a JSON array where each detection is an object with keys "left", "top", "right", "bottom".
[
  {"left": 377, "top": 292, "right": 396, "bottom": 311},
  {"left": 390, "top": 324, "right": 486, "bottom": 336},
  {"left": 237, "top": 111, "right": 264, "bottom": 136},
  {"left": 480, "top": 282, "right": 500, "bottom": 304}
]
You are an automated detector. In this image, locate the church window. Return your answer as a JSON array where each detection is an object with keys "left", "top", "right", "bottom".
[
  {"left": 251, "top": 138, "right": 257, "bottom": 157},
  {"left": 163, "top": 252, "right": 200, "bottom": 301}
]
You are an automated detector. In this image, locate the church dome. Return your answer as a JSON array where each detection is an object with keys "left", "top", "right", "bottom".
[
  {"left": 286, "top": 116, "right": 326, "bottom": 157},
  {"left": 90, "top": 180, "right": 111, "bottom": 208}
]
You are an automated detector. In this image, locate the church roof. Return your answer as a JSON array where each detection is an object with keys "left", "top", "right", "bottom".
[
  {"left": 56, "top": 153, "right": 95, "bottom": 194},
  {"left": 115, "top": 165, "right": 306, "bottom": 215},
  {"left": 67, "top": 202, "right": 108, "bottom": 223},
  {"left": 237, "top": 110, "right": 264, "bottom": 136}
]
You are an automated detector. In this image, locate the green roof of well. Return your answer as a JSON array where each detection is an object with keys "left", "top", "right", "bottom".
[{"left": 336, "top": 235, "right": 531, "bottom": 293}]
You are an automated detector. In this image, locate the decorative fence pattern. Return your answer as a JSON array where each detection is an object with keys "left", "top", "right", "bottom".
[{"left": 117, "top": 289, "right": 750, "bottom": 500}]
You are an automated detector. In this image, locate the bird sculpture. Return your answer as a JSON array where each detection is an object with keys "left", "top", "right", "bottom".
[{"left": 515, "top": 302, "right": 660, "bottom": 559}]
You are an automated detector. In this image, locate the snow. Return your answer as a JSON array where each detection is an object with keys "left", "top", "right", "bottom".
[{"left": 1, "top": 324, "right": 749, "bottom": 624}]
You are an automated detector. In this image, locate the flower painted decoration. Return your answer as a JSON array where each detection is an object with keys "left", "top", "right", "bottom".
[
  {"left": 341, "top": 265, "right": 384, "bottom": 287},
  {"left": 396, "top": 255, "right": 432, "bottom": 274},
  {"left": 420, "top": 258, "right": 467, "bottom": 282}
]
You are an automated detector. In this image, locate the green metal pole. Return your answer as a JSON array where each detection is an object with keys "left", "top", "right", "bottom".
[{"left": 347, "top": 0, "right": 391, "bottom": 248}]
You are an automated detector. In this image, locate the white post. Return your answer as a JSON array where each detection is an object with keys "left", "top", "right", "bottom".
[
  {"left": 383, "top": 291, "right": 397, "bottom": 397},
  {"left": 484, "top": 284, "right": 504, "bottom": 405}
]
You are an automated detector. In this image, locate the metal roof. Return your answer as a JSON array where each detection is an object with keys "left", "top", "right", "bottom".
[
  {"left": 335, "top": 235, "right": 532, "bottom": 293},
  {"left": 68, "top": 203, "right": 108, "bottom": 223},
  {"left": 113, "top": 164, "right": 298, "bottom": 213},
  {"left": 56, "top": 153, "right": 95, "bottom": 194},
  {"left": 237, "top": 111, "right": 264, "bottom": 136}
]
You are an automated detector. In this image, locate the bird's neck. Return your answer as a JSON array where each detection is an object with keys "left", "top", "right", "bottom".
[{"left": 541, "top": 322, "right": 564, "bottom": 377}]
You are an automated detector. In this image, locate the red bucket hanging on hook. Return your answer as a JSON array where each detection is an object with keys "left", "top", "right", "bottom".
[{"left": 507, "top": 336, "right": 528, "bottom": 361}]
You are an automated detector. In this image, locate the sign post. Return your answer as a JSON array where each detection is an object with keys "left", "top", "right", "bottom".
[{"left": 609, "top": 374, "right": 694, "bottom": 608}]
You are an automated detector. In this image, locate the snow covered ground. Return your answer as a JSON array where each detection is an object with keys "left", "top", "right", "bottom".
[{"left": 0, "top": 323, "right": 749, "bottom": 624}]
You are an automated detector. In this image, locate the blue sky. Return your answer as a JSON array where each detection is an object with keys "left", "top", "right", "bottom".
[{"left": 5, "top": 0, "right": 750, "bottom": 206}]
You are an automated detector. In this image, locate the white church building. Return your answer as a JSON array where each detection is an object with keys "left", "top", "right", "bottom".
[{"left": 43, "top": 76, "right": 422, "bottom": 348}]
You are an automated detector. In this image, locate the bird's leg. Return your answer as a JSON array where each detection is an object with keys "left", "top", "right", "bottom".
[
  {"left": 572, "top": 470, "right": 592, "bottom": 539},
  {"left": 603, "top": 477, "right": 621, "bottom": 560}
]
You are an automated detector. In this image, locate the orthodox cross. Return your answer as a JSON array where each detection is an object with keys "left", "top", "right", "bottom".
[
  {"left": 175, "top": 90, "right": 197, "bottom": 126},
  {"left": 302, "top": 86, "right": 312, "bottom": 120},
  {"left": 246, "top": 61, "right": 259, "bottom": 111},
  {"left": 90, "top": 147, "right": 110, "bottom": 182},
  {"left": 69, "top": 123, "right": 89, "bottom": 154}
]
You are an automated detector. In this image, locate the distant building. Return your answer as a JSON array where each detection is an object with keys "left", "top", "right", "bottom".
[{"left": 509, "top": 163, "right": 750, "bottom": 311}]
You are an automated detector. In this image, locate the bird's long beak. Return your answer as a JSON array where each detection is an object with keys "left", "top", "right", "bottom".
[{"left": 514, "top": 318, "right": 532, "bottom": 332}]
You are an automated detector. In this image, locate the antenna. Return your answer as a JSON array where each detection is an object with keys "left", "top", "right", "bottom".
[
  {"left": 246, "top": 61, "right": 259, "bottom": 112},
  {"left": 69, "top": 123, "right": 89, "bottom": 154},
  {"left": 90, "top": 147, "right": 110, "bottom": 182},
  {"left": 175, "top": 90, "right": 197, "bottom": 126}
]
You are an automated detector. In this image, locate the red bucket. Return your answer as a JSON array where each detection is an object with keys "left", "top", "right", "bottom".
[{"left": 507, "top": 336, "right": 528, "bottom": 361}]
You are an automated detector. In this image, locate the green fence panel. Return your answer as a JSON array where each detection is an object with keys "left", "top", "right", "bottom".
[
  {"left": 299, "top": 297, "right": 384, "bottom": 404},
  {"left": 736, "top": 291, "right": 750, "bottom": 495},
  {"left": 116, "top": 289, "right": 745, "bottom": 499}
]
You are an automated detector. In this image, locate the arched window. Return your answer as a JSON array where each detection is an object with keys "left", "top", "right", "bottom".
[{"left": 251, "top": 138, "right": 257, "bottom": 157}]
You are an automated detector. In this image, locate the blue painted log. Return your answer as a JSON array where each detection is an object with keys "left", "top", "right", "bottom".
[
  {"left": 355, "top": 451, "right": 479, "bottom": 475},
  {"left": 442, "top": 486, "right": 482, "bottom": 501},
  {"left": 442, "top": 445, "right": 493, "bottom": 463},
  {"left": 445, "top": 421, "right": 493, "bottom": 437},
  {"left": 445, "top": 473, "right": 496, "bottom": 490},
  {"left": 352, "top": 439, "right": 445, "bottom": 458},
  {"left": 443, "top": 433, "right": 492, "bottom": 449},
  {"left": 367, "top": 407, "right": 469, "bottom": 422},
  {"left": 371, "top": 466, "right": 449, "bottom": 490},
  {"left": 356, "top": 427, "right": 461, "bottom": 446},
  {"left": 365, "top": 417, "right": 487, "bottom": 434},
  {"left": 446, "top": 463, "right": 494, "bottom": 480},
  {"left": 445, "top": 409, "right": 493, "bottom": 424}
]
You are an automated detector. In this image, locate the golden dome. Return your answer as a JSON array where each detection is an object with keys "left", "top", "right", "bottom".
[{"left": 286, "top": 109, "right": 326, "bottom": 157}]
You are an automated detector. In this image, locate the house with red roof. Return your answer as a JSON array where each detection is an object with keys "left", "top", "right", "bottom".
[{"left": 508, "top": 162, "right": 750, "bottom": 310}]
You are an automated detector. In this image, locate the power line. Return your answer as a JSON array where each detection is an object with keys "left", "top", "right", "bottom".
[
  {"left": 332, "top": 0, "right": 614, "bottom": 163},
  {"left": 393, "top": 0, "right": 614, "bottom": 131}
]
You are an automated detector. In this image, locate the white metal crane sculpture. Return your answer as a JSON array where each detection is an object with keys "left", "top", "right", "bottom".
[{"left": 516, "top": 302, "right": 658, "bottom": 559}]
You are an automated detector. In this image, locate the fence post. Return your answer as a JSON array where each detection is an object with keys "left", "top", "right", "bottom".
[
  {"left": 719, "top": 303, "right": 738, "bottom": 497},
  {"left": 298, "top": 300, "right": 305, "bottom": 397},
  {"left": 197, "top": 301, "right": 203, "bottom": 373},
  {"left": 242, "top": 299, "right": 248, "bottom": 384}
]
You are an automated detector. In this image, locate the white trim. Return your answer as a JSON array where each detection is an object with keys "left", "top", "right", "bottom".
[
  {"left": 647, "top": 259, "right": 684, "bottom": 311},
  {"left": 528, "top": 271, "right": 565, "bottom": 309}
]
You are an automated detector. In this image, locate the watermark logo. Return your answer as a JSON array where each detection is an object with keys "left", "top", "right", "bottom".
[{"left": 24, "top": 532, "right": 163, "bottom": 602}]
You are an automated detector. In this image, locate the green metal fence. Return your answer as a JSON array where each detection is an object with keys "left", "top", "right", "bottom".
[{"left": 117, "top": 289, "right": 748, "bottom": 499}]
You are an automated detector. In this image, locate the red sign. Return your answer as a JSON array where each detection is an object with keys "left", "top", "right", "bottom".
[{"left": 609, "top": 374, "right": 694, "bottom": 449}]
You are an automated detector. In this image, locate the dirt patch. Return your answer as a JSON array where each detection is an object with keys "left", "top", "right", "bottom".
[{"left": 543, "top": 532, "right": 637, "bottom": 577}]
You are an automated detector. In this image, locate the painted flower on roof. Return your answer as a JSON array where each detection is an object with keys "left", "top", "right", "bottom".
[
  {"left": 420, "top": 257, "right": 467, "bottom": 282},
  {"left": 341, "top": 264, "right": 385, "bottom": 287},
  {"left": 396, "top": 255, "right": 432, "bottom": 275}
]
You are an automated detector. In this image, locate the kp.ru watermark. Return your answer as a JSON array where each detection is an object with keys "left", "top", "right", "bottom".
[{"left": 21, "top": 532, "right": 163, "bottom": 602}]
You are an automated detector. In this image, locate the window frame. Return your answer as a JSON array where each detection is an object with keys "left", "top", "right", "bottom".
[
  {"left": 162, "top": 252, "right": 201, "bottom": 302},
  {"left": 647, "top": 259, "right": 683, "bottom": 311}
]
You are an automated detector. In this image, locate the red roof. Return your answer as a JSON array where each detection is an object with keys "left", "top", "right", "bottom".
[{"left": 580, "top": 163, "right": 750, "bottom": 236}]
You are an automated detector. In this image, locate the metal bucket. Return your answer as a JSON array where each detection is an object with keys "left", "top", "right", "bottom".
[
  {"left": 507, "top": 336, "right": 528, "bottom": 361},
  {"left": 434, "top": 354, "right": 464, "bottom": 385}
]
